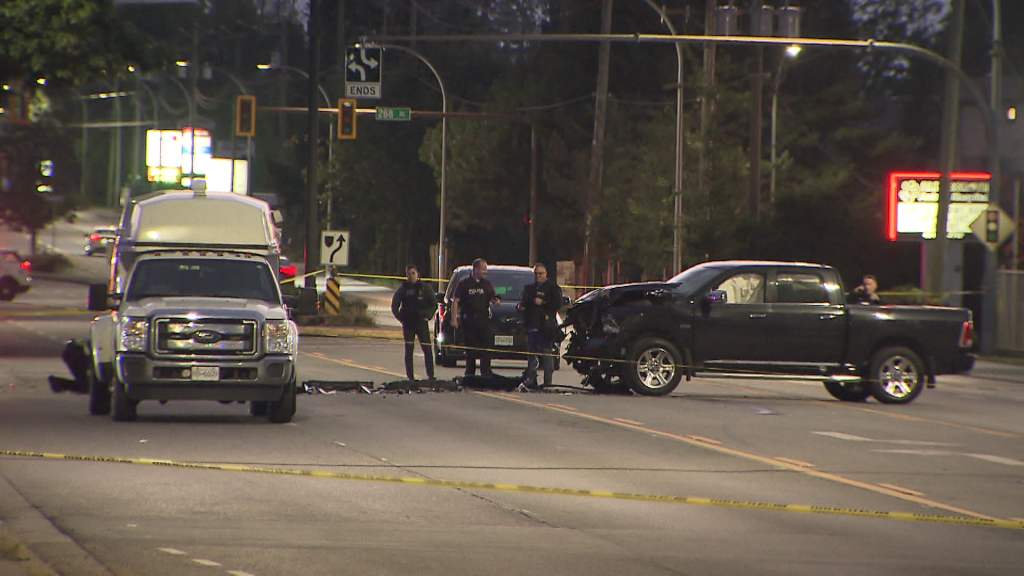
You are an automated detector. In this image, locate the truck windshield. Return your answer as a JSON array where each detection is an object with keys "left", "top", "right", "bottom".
[
  {"left": 126, "top": 258, "right": 281, "bottom": 304},
  {"left": 667, "top": 264, "right": 728, "bottom": 297}
]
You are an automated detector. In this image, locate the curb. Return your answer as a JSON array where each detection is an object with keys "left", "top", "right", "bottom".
[{"left": 298, "top": 325, "right": 403, "bottom": 340}]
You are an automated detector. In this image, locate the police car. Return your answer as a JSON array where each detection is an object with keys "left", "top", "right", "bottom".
[{"left": 434, "top": 264, "right": 565, "bottom": 368}]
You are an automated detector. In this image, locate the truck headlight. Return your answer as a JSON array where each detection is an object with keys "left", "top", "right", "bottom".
[
  {"left": 265, "top": 320, "right": 297, "bottom": 354},
  {"left": 118, "top": 317, "right": 149, "bottom": 352},
  {"left": 602, "top": 314, "right": 621, "bottom": 335}
]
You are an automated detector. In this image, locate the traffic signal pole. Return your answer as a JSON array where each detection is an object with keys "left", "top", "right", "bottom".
[{"left": 305, "top": 0, "right": 321, "bottom": 290}]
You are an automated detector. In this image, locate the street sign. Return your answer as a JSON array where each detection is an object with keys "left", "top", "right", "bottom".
[
  {"left": 320, "top": 230, "right": 350, "bottom": 266},
  {"left": 345, "top": 47, "right": 382, "bottom": 99},
  {"left": 969, "top": 206, "right": 1015, "bottom": 251},
  {"left": 376, "top": 107, "right": 411, "bottom": 121}
]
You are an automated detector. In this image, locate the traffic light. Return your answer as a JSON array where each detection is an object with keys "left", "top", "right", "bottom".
[
  {"left": 338, "top": 98, "right": 357, "bottom": 140},
  {"left": 236, "top": 95, "right": 256, "bottom": 137},
  {"left": 986, "top": 209, "right": 1000, "bottom": 243}
]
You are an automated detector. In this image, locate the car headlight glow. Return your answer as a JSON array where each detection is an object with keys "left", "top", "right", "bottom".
[
  {"left": 118, "top": 317, "right": 149, "bottom": 352},
  {"left": 265, "top": 320, "right": 297, "bottom": 354}
]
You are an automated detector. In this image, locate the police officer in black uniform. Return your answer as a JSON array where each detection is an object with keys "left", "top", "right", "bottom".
[
  {"left": 518, "top": 263, "right": 563, "bottom": 388},
  {"left": 451, "top": 258, "right": 499, "bottom": 378},
  {"left": 391, "top": 264, "right": 438, "bottom": 381}
]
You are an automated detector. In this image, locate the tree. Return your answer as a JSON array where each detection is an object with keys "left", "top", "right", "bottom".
[
  {"left": 0, "top": 0, "right": 158, "bottom": 86},
  {"left": 0, "top": 124, "right": 78, "bottom": 253}
]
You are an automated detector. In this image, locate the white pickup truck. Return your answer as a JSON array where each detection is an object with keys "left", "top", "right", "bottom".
[{"left": 80, "top": 184, "right": 314, "bottom": 422}]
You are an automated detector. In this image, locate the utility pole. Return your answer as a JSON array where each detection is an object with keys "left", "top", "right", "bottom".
[
  {"left": 748, "top": 1, "right": 765, "bottom": 222},
  {"left": 304, "top": 0, "right": 322, "bottom": 290},
  {"left": 584, "top": 0, "right": 613, "bottom": 286},
  {"left": 927, "top": 0, "right": 965, "bottom": 303},
  {"left": 981, "top": 0, "right": 1003, "bottom": 354},
  {"left": 700, "top": 0, "right": 718, "bottom": 226}
]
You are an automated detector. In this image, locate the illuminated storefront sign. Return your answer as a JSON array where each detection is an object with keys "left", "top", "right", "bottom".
[
  {"left": 204, "top": 158, "right": 248, "bottom": 193},
  {"left": 887, "top": 172, "right": 991, "bottom": 241},
  {"left": 180, "top": 127, "right": 211, "bottom": 175}
]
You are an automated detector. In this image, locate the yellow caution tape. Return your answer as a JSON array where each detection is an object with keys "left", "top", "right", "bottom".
[{"left": 0, "top": 449, "right": 1019, "bottom": 529}]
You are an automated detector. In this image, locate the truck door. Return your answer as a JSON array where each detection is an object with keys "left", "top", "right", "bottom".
[
  {"left": 692, "top": 270, "right": 771, "bottom": 364},
  {"left": 764, "top": 269, "right": 846, "bottom": 364}
]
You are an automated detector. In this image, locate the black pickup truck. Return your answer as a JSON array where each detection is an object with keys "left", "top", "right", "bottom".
[{"left": 562, "top": 261, "right": 975, "bottom": 404}]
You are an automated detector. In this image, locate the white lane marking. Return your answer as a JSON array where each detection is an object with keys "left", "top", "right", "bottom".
[
  {"left": 193, "top": 558, "right": 222, "bottom": 566},
  {"left": 814, "top": 432, "right": 871, "bottom": 441},
  {"left": 228, "top": 571, "right": 258, "bottom": 576},
  {"left": 813, "top": 431, "right": 955, "bottom": 445},
  {"left": 158, "top": 547, "right": 187, "bottom": 555},
  {"left": 874, "top": 449, "right": 954, "bottom": 456},
  {"left": 874, "top": 449, "right": 1024, "bottom": 466},
  {"left": 966, "top": 453, "right": 1024, "bottom": 466}
]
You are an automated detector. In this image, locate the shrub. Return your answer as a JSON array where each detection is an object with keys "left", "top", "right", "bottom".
[
  {"left": 292, "top": 291, "right": 376, "bottom": 326},
  {"left": 28, "top": 252, "right": 71, "bottom": 273},
  {"left": 883, "top": 284, "right": 936, "bottom": 305}
]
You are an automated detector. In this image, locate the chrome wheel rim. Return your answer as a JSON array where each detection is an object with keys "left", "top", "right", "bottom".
[
  {"left": 636, "top": 348, "right": 676, "bottom": 390},
  {"left": 877, "top": 355, "right": 920, "bottom": 399}
]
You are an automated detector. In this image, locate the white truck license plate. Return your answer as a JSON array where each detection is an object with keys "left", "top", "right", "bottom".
[
  {"left": 191, "top": 366, "right": 220, "bottom": 381},
  {"left": 494, "top": 335, "right": 514, "bottom": 347}
]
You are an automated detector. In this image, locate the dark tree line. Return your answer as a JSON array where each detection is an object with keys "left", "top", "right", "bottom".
[{"left": 3, "top": 0, "right": 1022, "bottom": 290}]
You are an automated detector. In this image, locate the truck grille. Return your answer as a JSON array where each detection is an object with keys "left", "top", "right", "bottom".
[{"left": 154, "top": 318, "right": 257, "bottom": 356}]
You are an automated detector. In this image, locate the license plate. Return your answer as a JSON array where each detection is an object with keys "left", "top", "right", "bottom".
[
  {"left": 494, "top": 335, "right": 514, "bottom": 347},
  {"left": 191, "top": 366, "right": 220, "bottom": 381}
]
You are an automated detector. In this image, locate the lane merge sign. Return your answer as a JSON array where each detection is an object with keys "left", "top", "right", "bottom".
[{"left": 345, "top": 47, "right": 381, "bottom": 99}]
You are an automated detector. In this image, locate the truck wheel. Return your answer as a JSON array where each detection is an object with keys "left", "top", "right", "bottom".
[
  {"left": 89, "top": 373, "right": 112, "bottom": 415},
  {"left": 268, "top": 381, "right": 296, "bottom": 423},
  {"left": 112, "top": 379, "right": 138, "bottom": 422},
  {"left": 867, "top": 347, "right": 925, "bottom": 404},
  {"left": 624, "top": 338, "right": 683, "bottom": 396},
  {"left": 249, "top": 401, "right": 269, "bottom": 417},
  {"left": 823, "top": 381, "right": 870, "bottom": 402}
]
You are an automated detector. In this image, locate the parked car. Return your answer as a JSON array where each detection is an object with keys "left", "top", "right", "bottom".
[
  {"left": 562, "top": 260, "right": 975, "bottom": 403},
  {"left": 434, "top": 264, "right": 566, "bottom": 368},
  {"left": 0, "top": 249, "right": 33, "bottom": 301},
  {"left": 84, "top": 225, "right": 118, "bottom": 256},
  {"left": 279, "top": 256, "right": 297, "bottom": 283}
]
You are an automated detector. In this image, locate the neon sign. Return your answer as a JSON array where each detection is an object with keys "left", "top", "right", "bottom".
[{"left": 887, "top": 172, "right": 991, "bottom": 241}]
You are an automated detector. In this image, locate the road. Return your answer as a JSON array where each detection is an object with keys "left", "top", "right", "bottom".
[{"left": 1, "top": 276, "right": 1022, "bottom": 576}]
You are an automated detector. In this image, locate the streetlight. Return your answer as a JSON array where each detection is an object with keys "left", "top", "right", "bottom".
[
  {"left": 642, "top": 0, "right": 685, "bottom": 276},
  {"left": 769, "top": 45, "right": 800, "bottom": 204},
  {"left": 257, "top": 62, "right": 334, "bottom": 220},
  {"left": 361, "top": 42, "right": 449, "bottom": 286},
  {"left": 203, "top": 66, "right": 252, "bottom": 194}
]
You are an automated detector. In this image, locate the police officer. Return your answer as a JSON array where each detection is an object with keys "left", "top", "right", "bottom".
[
  {"left": 518, "top": 263, "right": 563, "bottom": 388},
  {"left": 391, "top": 264, "right": 438, "bottom": 381},
  {"left": 451, "top": 258, "right": 499, "bottom": 378}
]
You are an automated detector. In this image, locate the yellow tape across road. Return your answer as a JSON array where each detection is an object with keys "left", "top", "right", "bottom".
[{"left": 1, "top": 449, "right": 1021, "bottom": 530}]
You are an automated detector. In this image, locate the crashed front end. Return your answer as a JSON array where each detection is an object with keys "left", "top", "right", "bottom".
[{"left": 563, "top": 283, "right": 672, "bottom": 383}]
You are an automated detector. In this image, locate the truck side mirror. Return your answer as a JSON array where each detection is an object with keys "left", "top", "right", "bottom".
[
  {"left": 704, "top": 290, "right": 728, "bottom": 305},
  {"left": 87, "top": 283, "right": 110, "bottom": 311}
]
